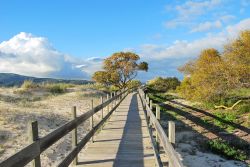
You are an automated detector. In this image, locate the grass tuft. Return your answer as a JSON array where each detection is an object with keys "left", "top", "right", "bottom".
[{"left": 207, "top": 139, "right": 247, "bottom": 161}]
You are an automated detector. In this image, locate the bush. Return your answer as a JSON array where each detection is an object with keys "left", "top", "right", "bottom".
[
  {"left": 81, "top": 83, "right": 109, "bottom": 92},
  {"left": 44, "top": 83, "right": 69, "bottom": 94},
  {"left": 237, "top": 103, "right": 250, "bottom": 114},
  {"left": 213, "top": 111, "right": 238, "bottom": 131},
  {"left": 147, "top": 77, "right": 180, "bottom": 92},
  {"left": 177, "top": 31, "right": 250, "bottom": 102},
  {"left": 127, "top": 80, "right": 141, "bottom": 90},
  {"left": 21, "top": 80, "right": 39, "bottom": 89},
  {"left": 207, "top": 139, "right": 247, "bottom": 161}
]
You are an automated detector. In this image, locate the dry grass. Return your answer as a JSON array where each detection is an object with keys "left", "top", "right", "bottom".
[{"left": 0, "top": 86, "right": 107, "bottom": 166}]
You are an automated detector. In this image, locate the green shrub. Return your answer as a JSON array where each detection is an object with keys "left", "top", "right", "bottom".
[
  {"left": 237, "top": 103, "right": 250, "bottom": 114},
  {"left": 21, "top": 80, "right": 39, "bottom": 89},
  {"left": 147, "top": 77, "right": 180, "bottom": 92},
  {"left": 81, "top": 83, "right": 109, "bottom": 92},
  {"left": 207, "top": 139, "right": 247, "bottom": 161},
  {"left": 45, "top": 83, "right": 69, "bottom": 94},
  {"left": 213, "top": 111, "right": 238, "bottom": 131}
]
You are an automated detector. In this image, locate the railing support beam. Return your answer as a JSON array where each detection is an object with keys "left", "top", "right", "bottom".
[
  {"left": 156, "top": 105, "right": 161, "bottom": 152},
  {"left": 29, "top": 121, "right": 41, "bottom": 167},
  {"left": 71, "top": 106, "right": 78, "bottom": 165}
]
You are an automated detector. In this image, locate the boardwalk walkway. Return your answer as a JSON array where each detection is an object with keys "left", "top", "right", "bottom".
[{"left": 77, "top": 92, "right": 156, "bottom": 167}]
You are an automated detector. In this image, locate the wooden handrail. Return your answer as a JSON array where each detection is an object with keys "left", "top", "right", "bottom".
[
  {"left": 0, "top": 90, "right": 128, "bottom": 167},
  {"left": 138, "top": 88, "right": 184, "bottom": 167}
]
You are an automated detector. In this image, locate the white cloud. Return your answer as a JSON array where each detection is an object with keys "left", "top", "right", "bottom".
[
  {"left": 175, "top": 0, "right": 221, "bottom": 18},
  {"left": 219, "top": 14, "right": 235, "bottom": 23},
  {"left": 0, "top": 32, "right": 102, "bottom": 79},
  {"left": 134, "top": 18, "right": 250, "bottom": 81},
  {"left": 140, "top": 18, "right": 250, "bottom": 60},
  {"left": 165, "top": 0, "right": 222, "bottom": 28},
  {"left": 191, "top": 20, "right": 222, "bottom": 32}
]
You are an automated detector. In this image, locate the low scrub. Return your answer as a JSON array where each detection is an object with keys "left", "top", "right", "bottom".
[
  {"left": 147, "top": 77, "right": 180, "bottom": 92},
  {"left": 21, "top": 80, "right": 39, "bottom": 89},
  {"left": 213, "top": 111, "right": 238, "bottom": 132},
  {"left": 44, "top": 83, "right": 70, "bottom": 94},
  {"left": 81, "top": 83, "right": 109, "bottom": 92},
  {"left": 207, "top": 139, "right": 247, "bottom": 161}
]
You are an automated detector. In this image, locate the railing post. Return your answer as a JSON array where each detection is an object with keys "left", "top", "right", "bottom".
[
  {"left": 71, "top": 106, "right": 78, "bottom": 165},
  {"left": 146, "top": 95, "right": 149, "bottom": 105},
  {"left": 168, "top": 121, "right": 175, "bottom": 148},
  {"left": 91, "top": 99, "right": 94, "bottom": 142},
  {"left": 150, "top": 100, "right": 153, "bottom": 110},
  {"left": 111, "top": 92, "right": 113, "bottom": 109},
  {"left": 107, "top": 93, "right": 109, "bottom": 113},
  {"left": 29, "top": 121, "right": 41, "bottom": 167},
  {"left": 156, "top": 105, "right": 161, "bottom": 152},
  {"left": 101, "top": 96, "right": 104, "bottom": 119},
  {"left": 149, "top": 100, "right": 153, "bottom": 126},
  {"left": 114, "top": 91, "right": 117, "bottom": 106}
]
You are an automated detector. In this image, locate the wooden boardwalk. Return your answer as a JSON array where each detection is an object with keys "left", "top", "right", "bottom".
[{"left": 77, "top": 92, "right": 156, "bottom": 167}]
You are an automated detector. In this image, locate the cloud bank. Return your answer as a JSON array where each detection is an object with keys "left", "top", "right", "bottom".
[
  {"left": 0, "top": 32, "right": 102, "bottom": 79},
  {"left": 136, "top": 18, "right": 250, "bottom": 80}
]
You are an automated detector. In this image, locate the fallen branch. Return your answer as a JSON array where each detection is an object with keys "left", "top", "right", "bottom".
[{"left": 214, "top": 100, "right": 242, "bottom": 110}]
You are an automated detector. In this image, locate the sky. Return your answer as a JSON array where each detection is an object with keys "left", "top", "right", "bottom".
[{"left": 0, "top": 0, "right": 250, "bottom": 81}]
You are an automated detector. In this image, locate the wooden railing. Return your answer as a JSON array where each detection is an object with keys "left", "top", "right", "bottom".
[
  {"left": 138, "top": 88, "right": 184, "bottom": 167},
  {"left": 0, "top": 90, "right": 128, "bottom": 167}
]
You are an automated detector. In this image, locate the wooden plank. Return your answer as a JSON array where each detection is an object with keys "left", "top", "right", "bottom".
[
  {"left": 57, "top": 92, "right": 128, "bottom": 167},
  {"left": 40, "top": 90, "right": 126, "bottom": 152},
  {"left": 0, "top": 90, "right": 127, "bottom": 167},
  {"left": 0, "top": 142, "right": 40, "bottom": 167},
  {"left": 29, "top": 121, "right": 41, "bottom": 167},
  {"left": 138, "top": 89, "right": 184, "bottom": 167},
  {"left": 77, "top": 93, "right": 156, "bottom": 167},
  {"left": 168, "top": 121, "right": 175, "bottom": 147},
  {"left": 71, "top": 106, "right": 78, "bottom": 165}
]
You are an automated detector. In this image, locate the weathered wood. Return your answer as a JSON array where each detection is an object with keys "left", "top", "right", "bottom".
[
  {"left": 71, "top": 106, "right": 78, "bottom": 165},
  {"left": 0, "top": 90, "right": 127, "bottom": 167},
  {"left": 77, "top": 93, "right": 156, "bottom": 167},
  {"left": 39, "top": 91, "right": 124, "bottom": 152},
  {"left": 106, "top": 94, "right": 109, "bottom": 113},
  {"left": 57, "top": 92, "right": 128, "bottom": 167},
  {"left": 101, "top": 96, "right": 104, "bottom": 119},
  {"left": 168, "top": 121, "right": 175, "bottom": 147},
  {"left": 91, "top": 99, "right": 94, "bottom": 143},
  {"left": 156, "top": 105, "right": 160, "bottom": 152},
  {"left": 0, "top": 142, "right": 40, "bottom": 167},
  {"left": 138, "top": 89, "right": 184, "bottom": 167},
  {"left": 29, "top": 121, "right": 41, "bottom": 167},
  {"left": 150, "top": 100, "right": 153, "bottom": 110}
]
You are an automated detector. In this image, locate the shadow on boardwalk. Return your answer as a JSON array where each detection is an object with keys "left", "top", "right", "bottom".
[
  {"left": 77, "top": 93, "right": 155, "bottom": 167},
  {"left": 113, "top": 93, "right": 145, "bottom": 167}
]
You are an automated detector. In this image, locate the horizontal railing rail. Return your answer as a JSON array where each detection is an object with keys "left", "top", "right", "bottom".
[
  {"left": 138, "top": 88, "right": 184, "bottom": 167},
  {"left": 0, "top": 90, "right": 128, "bottom": 167}
]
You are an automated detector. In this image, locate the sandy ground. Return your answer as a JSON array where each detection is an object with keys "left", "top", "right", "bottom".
[
  {"left": 0, "top": 87, "right": 107, "bottom": 166},
  {"left": 159, "top": 99, "right": 248, "bottom": 167}
]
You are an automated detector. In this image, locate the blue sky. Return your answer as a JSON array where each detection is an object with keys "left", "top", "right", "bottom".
[{"left": 0, "top": 0, "right": 250, "bottom": 81}]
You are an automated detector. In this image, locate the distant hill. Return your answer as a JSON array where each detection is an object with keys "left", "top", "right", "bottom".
[{"left": 0, "top": 73, "right": 93, "bottom": 87}]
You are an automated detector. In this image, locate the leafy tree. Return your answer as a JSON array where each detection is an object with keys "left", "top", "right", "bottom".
[
  {"left": 178, "top": 48, "right": 227, "bottom": 101},
  {"left": 147, "top": 77, "right": 180, "bottom": 92},
  {"left": 92, "top": 52, "right": 148, "bottom": 89},
  {"left": 223, "top": 30, "right": 250, "bottom": 89},
  {"left": 127, "top": 80, "right": 142, "bottom": 89},
  {"left": 178, "top": 30, "right": 250, "bottom": 102}
]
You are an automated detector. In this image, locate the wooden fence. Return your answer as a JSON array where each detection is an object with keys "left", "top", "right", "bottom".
[
  {"left": 138, "top": 88, "right": 184, "bottom": 167},
  {"left": 0, "top": 90, "right": 128, "bottom": 167}
]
